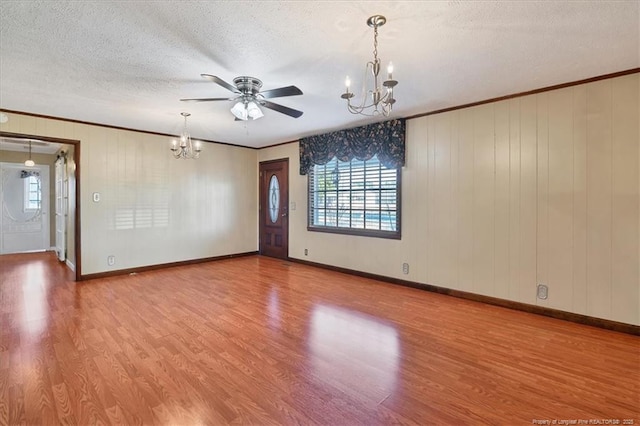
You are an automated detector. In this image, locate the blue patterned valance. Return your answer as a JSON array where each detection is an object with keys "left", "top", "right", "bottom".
[
  {"left": 20, "top": 170, "right": 40, "bottom": 178},
  {"left": 299, "top": 119, "right": 405, "bottom": 175}
]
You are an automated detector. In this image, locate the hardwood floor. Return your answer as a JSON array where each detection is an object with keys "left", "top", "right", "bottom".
[{"left": 1, "top": 252, "right": 638, "bottom": 425}]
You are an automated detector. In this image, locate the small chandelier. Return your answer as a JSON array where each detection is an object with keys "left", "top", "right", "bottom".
[
  {"left": 341, "top": 15, "right": 398, "bottom": 117},
  {"left": 170, "top": 112, "right": 201, "bottom": 159}
]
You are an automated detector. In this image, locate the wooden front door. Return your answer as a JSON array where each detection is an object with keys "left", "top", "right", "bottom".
[{"left": 259, "top": 159, "right": 289, "bottom": 259}]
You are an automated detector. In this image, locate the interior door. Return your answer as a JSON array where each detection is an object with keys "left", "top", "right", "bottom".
[
  {"left": 55, "top": 156, "right": 66, "bottom": 261},
  {"left": 259, "top": 159, "right": 289, "bottom": 259},
  {"left": 0, "top": 162, "right": 50, "bottom": 254}
]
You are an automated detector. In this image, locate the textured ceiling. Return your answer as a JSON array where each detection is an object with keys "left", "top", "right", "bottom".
[{"left": 0, "top": 1, "right": 638, "bottom": 148}]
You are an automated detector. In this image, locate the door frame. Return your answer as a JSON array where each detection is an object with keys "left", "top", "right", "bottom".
[
  {"left": 55, "top": 155, "right": 67, "bottom": 261},
  {"left": 0, "top": 131, "right": 81, "bottom": 281},
  {"left": 259, "top": 158, "right": 289, "bottom": 259}
]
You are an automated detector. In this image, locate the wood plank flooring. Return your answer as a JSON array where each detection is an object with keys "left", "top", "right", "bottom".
[{"left": 1, "top": 252, "right": 638, "bottom": 425}]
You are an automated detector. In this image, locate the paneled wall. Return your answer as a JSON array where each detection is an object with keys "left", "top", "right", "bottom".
[
  {"left": 260, "top": 73, "right": 639, "bottom": 325},
  {"left": 0, "top": 114, "right": 258, "bottom": 275}
]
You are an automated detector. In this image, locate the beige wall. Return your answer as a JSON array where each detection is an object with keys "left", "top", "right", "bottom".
[
  {"left": 0, "top": 114, "right": 258, "bottom": 275},
  {"left": 0, "top": 149, "right": 57, "bottom": 245},
  {"left": 259, "top": 73, "right": 639, "bottom": 326}
]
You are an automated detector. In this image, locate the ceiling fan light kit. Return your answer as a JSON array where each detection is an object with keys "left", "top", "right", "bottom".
[
  {"left": 341, "top": 14, "right": 398, "bottom": 117},
  {"left": 181, "top": 74, "right": 303, "bottom": 121},
  {"left": 230, "top": 101, "right": 249, "bottom": 120}
]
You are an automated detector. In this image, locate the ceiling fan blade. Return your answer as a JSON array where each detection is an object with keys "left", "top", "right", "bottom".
[
  {"left": 259, "top": 85, "right": 303, "bottom": 99},
  {"left": 261, "top": 100, "right": 303, "bottom": 118},
  {"left": 201, "top": 74, "right": 240, "bottom": 93},
  {"left": 180, "top": 97, "right": 230, "bottom": 102}
]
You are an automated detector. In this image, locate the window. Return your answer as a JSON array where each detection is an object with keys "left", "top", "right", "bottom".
[
  {"left": 308, "top": 155, "right": 400, "bottom": 239},
  {"left": 24, "top": 175, "right": 41, "bottom": 211}
]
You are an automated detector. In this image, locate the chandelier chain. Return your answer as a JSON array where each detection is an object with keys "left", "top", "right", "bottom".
[{"left": 373, "top": 25, "right": 379, "bottom": 62}]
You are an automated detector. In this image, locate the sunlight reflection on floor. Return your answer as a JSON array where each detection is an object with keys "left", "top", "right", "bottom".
[
  {"left": 308, "top": 304, "right": 400, "bottom": 396},
  {"left": 22, "top": 260, "right": 48, "bottom": 336}
]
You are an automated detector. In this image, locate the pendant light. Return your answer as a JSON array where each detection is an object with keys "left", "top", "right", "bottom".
[{"left": 24, "top": 140, "right": 35, "bottom": 167}]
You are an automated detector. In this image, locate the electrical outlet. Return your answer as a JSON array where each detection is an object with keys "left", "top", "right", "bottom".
[
  {"left": 537, "top": 284, "right": 548, "bottom": 300},
  {"left": 402, "top": 262, "right": 409, "bottom": 274},
  {"left": 107, "top": 255, "right": 115, "bottom": 266},
  {"left": 304, "top": 248, "right": 308, "bottom": 256}
]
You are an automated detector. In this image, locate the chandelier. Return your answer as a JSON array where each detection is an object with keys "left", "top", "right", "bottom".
[
  {"left": 341, "top": 15, "right": 397, "bottom": 117},
  {"left": 170, "top": 112, "right": 201, "bottom": 159}
]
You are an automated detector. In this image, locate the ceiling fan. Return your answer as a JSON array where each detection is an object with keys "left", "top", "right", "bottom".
[{"left": 181, "top": 74, "right": 303, "bottom": 120}]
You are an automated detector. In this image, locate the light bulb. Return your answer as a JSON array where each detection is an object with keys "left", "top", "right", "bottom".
[
  {"left": 387, "top": 62, "right": 393, "bottom": 80},
  {"left": 345, "top": 76, "right": 351, "bottom": 91},
  {"left": 247, "top": 102, "right": 264, "bottom": 120},
  {"left": 231, "top": 101, "right": 248, "bottom": 120}
]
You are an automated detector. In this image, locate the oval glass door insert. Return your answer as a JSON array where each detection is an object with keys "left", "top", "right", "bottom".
[{"left": 269, "top": 174, "right": 280, "bottom": 223}]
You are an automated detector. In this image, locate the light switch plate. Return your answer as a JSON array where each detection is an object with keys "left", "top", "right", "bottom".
[{"left": 93, "top": 192, "right": 100, "bottom": 202}]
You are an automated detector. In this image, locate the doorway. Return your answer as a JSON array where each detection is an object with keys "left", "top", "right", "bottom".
[
  {"left": 259, "top": 158, "right": 289, "bottom": 259},
  {"left": 0, "top": 131, "right": 80, "bottom": 280},
  {"left": 0, "top": 162, "right": 50, "bottom": 253}
]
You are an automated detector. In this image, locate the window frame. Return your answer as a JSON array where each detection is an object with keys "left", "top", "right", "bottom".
[
  {"left": 307, "top": 156, "right": 402, "bottom": 240},
  {"left": 23, "top": 174, "right": 41, "bottom": 211}
]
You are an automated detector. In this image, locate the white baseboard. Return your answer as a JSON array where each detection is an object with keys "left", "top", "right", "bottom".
[{"left": 65, "top": 259, "right": 75, "bottom": 272}]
